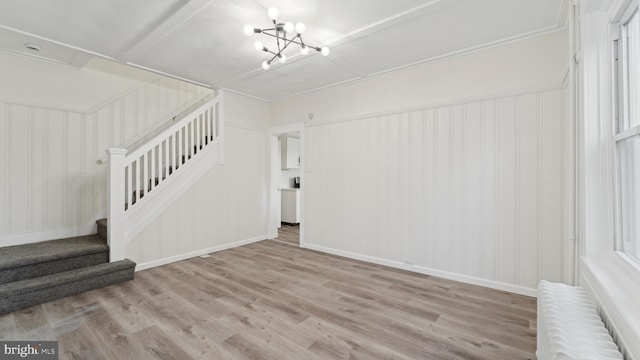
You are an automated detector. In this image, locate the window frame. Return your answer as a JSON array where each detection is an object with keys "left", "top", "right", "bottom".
[{"left": 613, "top": 2, "right": 640, "bottom": 262}]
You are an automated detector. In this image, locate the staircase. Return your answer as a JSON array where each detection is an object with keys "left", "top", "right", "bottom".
[
  {"left": 0, "top": 219, "right": 135, "bottom": 314},
  {"left": 106, "top": 91, "right": 224, "bottom": 262},
  {"left": 0, "top": 92, "right": 223, "bottom": 314}
]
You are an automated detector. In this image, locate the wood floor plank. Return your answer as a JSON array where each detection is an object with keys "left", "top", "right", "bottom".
[
  {"left": 6, "top": 240, "right": 537, "bottom": 359},
  {"left": 13, "top": 305, "right": 57, "bottom": 340},
  {"left": 83, "top": 285, "right": 156, "bottom": 334},
  {"left": 299, "top": 315, "right": 414, "bottom": 360},
  {"left": 222, "top": 333, "right": 274, "bottom": 360},
  {"left": 0, "top": 312, "right": 16, "bottom": 340},
  {"left": 436, "top": 314, "right": 536, "bottom": 354},
  {"left": 128, "top": 270, "right": 165, "bottom": 297},
  {"left": 132, "top": 325, "right": 195, "bottom": 360},
  {"left": 82, "top": 309, "right": 149, "bottom": 360},
  {"left": 141, "top": 291, "right": 235, "bottom": 344},
  {"left": 217, "top": 311, "right": 323, "bottom": 360},
  {"left": 216, "top": 297, "right": 318, "bottom": 350},
  {"left": 41, "top": 294, "right": 104, "bottom": 335},
  {"left": 58, "top": 322, "right": 111, "bottom": 360},
  {"left": 273, "top": 224, "right": 299, "bottom": 246},
  {"left": 391, "top": 282, "right": 535, "bottom": 331},
  {"left": 289, "top": 297, "right": 428, "bottom": 359}
]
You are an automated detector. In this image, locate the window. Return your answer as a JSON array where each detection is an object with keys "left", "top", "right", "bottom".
[{"left": 614, "top": 5, "right": 640, "bottom": 261}]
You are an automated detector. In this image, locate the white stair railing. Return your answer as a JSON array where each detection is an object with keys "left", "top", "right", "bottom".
[{"left": 106, "top": 91, "right": 224, "bottom": 261}]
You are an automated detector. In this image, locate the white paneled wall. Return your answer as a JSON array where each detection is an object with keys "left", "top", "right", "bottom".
[
  {"left": 304, "top": 88, "right": 565, "bottom": 294},
  {"left": 127, "top": 125, "right": 268, "bottom": 269},
  {"left": 90, "top": 77, "right": 209, "bottom": 154},
  {"left": 0, "top": 77, "right": 209, "bottom": 244}
]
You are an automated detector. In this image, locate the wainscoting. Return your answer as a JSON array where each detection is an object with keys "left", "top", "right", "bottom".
[
  {"left": 304, "top": 87, "right": 566, "bottom": 294},
  {"left": 127, "top": 125, "right": 269, "bottom": 267},
  {"left": 0, "top": 77, "right": 208, "bottom": 245}
]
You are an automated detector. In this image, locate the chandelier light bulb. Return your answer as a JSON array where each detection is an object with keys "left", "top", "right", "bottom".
[
  {"left": 243, "top": 25, "right": 254, "bottom": 36},
  {"left": 295, "top": 22, "right": 306, "bottom": 34},
  {"left": 247, "top": 7, "right": 329, "bottom": 68},
  {"left": 284, "top": 22, "right": 294, "bottom": 33},
  {"left": 267, "top": 7, "right": 279, "bottom": 20}
]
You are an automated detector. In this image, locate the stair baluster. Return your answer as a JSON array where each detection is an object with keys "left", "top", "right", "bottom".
[{"left": 106, "top": 93, "right": 223, "bottom": 262}]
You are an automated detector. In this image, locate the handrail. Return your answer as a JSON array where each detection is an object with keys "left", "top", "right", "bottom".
[
  {"left": 105, "top": 90, "right": 223, "bottom": 261},
  {"left": 98, "top": 89, "right": 216, "bottom": 164},
  {"left": 125, "top": 95, "right": 219, "bottom": 162},
  {"left": 123, "top": 94, "right": 220, "bottom": 211}
]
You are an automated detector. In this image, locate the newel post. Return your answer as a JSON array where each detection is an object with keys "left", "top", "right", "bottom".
[{"left": 106, "top": 148, "right": 127, "bottom": 262}]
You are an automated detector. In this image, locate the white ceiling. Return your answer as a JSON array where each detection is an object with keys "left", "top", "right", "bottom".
[{"left": 0, "top": 0, "right": 568, "bottom": 101}]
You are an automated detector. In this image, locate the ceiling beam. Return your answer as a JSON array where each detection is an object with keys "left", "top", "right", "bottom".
[
  {"left": 321, "top": 0, "right": 451, "bottom": 49},
  {"left": 117, "top": 0, "right": 211, "bottom": 62},
  {"left": 69, "top": 52, "right": 94, "bottom": 68}
]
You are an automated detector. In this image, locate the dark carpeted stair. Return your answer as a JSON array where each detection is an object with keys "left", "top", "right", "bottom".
[
  {"left": 0, "top": 235, "right": 109, "bottom": 285},
  {"left": 96, "top": 218, "right": 107, "bottom": 240},
  {"left": 0, "top": 219, "right": 136, "bottom": 314}
]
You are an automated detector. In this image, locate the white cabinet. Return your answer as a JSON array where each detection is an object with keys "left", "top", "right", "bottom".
[
  {"left": 281, "top": 137, "right": 300, "bottom": 170},
  {"left": 281, "top": 189, "right": 300, "bottom": 224}
]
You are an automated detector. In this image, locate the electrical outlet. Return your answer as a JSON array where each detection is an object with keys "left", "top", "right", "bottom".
[{"left": 404, "top": 259, "right": 412, "bottom": 265}]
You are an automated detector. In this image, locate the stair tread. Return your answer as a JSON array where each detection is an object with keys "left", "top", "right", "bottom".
[
  {"left": 0, "top": 259, "right": 136, "bottom": 297},
  {"left": 0, "top": 235, "right": 108, "bottom": 271},
  {"left": 0, "top": 259, "right": 136, "bottom": 314}
]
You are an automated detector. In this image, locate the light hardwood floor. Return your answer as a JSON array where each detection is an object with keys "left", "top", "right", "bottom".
[
  {"left": 274, "top": 224, "right": 300, "bottom": 246},
  {"left": 0, "top": 240, "right": 537, "bottom": 359}
]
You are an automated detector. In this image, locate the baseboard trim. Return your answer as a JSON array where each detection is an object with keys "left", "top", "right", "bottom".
[
  {"left": 134, "top": 235, "right": 267, "bottom": 271},
  {"left": 304, "top": 243, "right": 537, "bottom": 297}
]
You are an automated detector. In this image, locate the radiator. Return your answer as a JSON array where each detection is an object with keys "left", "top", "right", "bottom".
[{"left": 537, "top": 280, "right": 623, "bottom": 359}]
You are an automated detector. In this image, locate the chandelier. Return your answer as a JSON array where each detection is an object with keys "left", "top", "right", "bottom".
[{"left": 244, "top": 7, "right": 329, "bottom": 70}]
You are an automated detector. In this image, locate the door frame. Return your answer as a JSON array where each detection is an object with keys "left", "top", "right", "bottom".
[{"left": 267, "top": 123, "right": 305, "bottom": 247}]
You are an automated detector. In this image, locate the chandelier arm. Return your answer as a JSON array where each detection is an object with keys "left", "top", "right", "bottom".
[
  {"left": 259, "top": 32, "right": 280, "bottom": 40},
  {"left": 258, "top": 30, "right": 322, "bottom": 50},
  {"left": 278, "top": 32, "right": 284, "bottom": 53},
  {"left": 279, "top": 36, "right": 298, "bottom": 54},
  {"left": 248, "top": 8, "right": 329, "bottom": 69},
  {"left": 273, "top": 20, "right": 283, "bottom": 54}
]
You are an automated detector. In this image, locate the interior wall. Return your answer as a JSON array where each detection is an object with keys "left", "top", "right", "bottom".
[
  {"left": 127, "top": 92, "right": 270, "bottom": 268},
  {"left": 305, "top": 89, "right": 565, "bottom": 294},
  {"left": 0, "top": 53, "right": 158, "bottom": 113},
  {"left": 271, "top": 30, "right": 569, "bottom": 295},
  {"left": 270, "top": 31, "right": 568, "bottom": 125},
  {"left": 0, "top": 54, "right": 210, "bottom": 245}
]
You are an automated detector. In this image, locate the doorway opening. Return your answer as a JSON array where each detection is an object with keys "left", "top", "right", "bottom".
[{"left": 268, "top": 123, "right": 304, "bottom": 247}]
